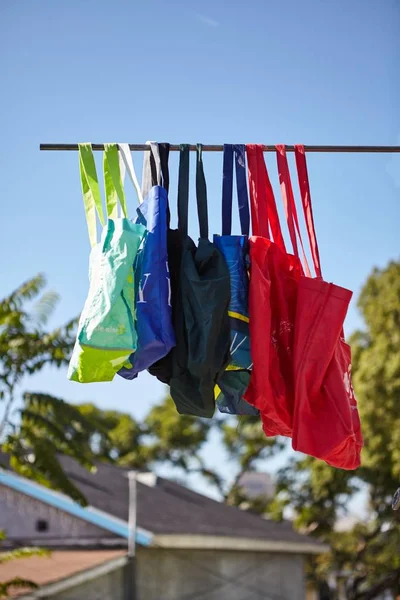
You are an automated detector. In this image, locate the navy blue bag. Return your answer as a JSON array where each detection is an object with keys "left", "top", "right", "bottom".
[
  {"left": 118, "top": 145, "right": 175, "bottom": 379},
  {"left": 214, "top": 144, "right": 258, "bottom": 415}
]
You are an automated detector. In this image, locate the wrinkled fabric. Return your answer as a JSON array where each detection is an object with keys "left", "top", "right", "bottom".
[
  {"left": 68, "top": 218, "right": 145, "bottom": 383},
  {"left": 213, "top": 144, "right": 256, "bottom": 416},
  {"left": 169, "top": 145, "right": 231, "bottom": 418},
  {"left": 118, "top": 185, "right": 175, "bottom": 379},
  {"left": 292, "top": 277, "right": 362, "bottom": 469}
]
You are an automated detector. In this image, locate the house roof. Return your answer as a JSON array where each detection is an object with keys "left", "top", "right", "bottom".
[
  {"left": 57, "top": 455, "right": 322, "bottom": 550},
  {"left": 0, "top": 453, "right": 326, "bottom": 554},
  {"left": 0, "top": 550, "right": 127, "bottom": 598}
]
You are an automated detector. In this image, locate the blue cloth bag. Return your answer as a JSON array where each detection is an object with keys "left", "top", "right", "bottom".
[
  {"left": 118, "top": 145, "right": 175, "bottom": 379},
  {"left": 214, "top": 144, "right": 258, "bottom": 415}
]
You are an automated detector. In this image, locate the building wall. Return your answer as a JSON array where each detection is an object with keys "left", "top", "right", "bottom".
[
  {"left": 0, "top": 485, "right": 115, "bottom": 545},
  {"left": 0, "top": 487, "right": 307, "bottom": 600},
  {"left": 137, "top": 547, "right": 306, "bottom": 600},
  {"left": 46, "top": 567, "right": 126, "bottom": 600},
  {"left": 39, "top": 550, "right": 305, "bottom": 600}
]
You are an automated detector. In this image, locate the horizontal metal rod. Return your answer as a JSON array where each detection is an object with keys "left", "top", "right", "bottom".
[{"left": 40, "top": 143, "right": 400, "bottom": 153}]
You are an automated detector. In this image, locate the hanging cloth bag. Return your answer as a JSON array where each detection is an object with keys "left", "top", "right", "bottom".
[
  {"left": 213, "top": 144, "right": 258, "bottom": 415},
  {"left": 170, "top": 144, "right": 231, "bottom": 418},
  {"left": 146, "top": 143, "right": 185, "bottom": 384},
  {"left": 117, "top": 144, "right": 175, "bottom": 379},
  {"left": 289, "top": 145, "right": 363, "bottom": 469},
  {"left": 68, "top": 143, "right": 145, "bottom": 383},
  {"left": 244, "top": 144, "right": 303, "bottom": 437}
]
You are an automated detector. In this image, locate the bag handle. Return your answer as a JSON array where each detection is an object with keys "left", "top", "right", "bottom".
[
  {"left": 246, "top": 144, "right": 286, "bottom": 252},
  {"left": 118, "top": 143, "right": 143, "bottom": 205},
  {"left": 246, "top": 144, "right": 268, "bottom": 238},
  {"left": 294, "top": 145, "right": 322, "bottom": 277},
  {"left": 103, "top": 143, "right": 128, "bottom": 219},
  {"left": 196, "top": 144, "right": 209, "bottom": 240},
  {"left": 141, "top": 141, "right": 162, "bottom": 199},
  {"left": 222, "top": 144, "right": 250, "bottom": 236},
  {"left": 177, "top": 144, "right": 190, "bottom": 236},
  {"left": 159, "top": 143, "right": 170, "bottom": 193},
  {"left": 159, "top": 143, "right": 172, "bottom": 227},
  {"left": 78, "top": 143, "right": 105, "bottom": 248},
  {"left": 276, "top": 145, "right": 311, "bottom": 277}
]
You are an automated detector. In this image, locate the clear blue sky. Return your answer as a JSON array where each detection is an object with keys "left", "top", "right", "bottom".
[{"left": 1, "top": 0, "right": 399, "bottom": 497}]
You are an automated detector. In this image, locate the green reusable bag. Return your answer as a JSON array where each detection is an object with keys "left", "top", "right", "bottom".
[{"left": 68, "top": 143, "right": 145, "bottom": 383}]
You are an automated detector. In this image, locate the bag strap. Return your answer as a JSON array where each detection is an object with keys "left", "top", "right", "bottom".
[
  {"left": 221, "top": 144, "right": 250, "bottom": 236},
  {"left": 276, "top": 145, "right": 311, "bottom": 277},
  {"left": 78, "top": 143, "right": 105, "bottom": 247},
  {"left": 103, "top": 143, "right": 128, "bottom": 219},
  {"left": 118, "top": 143, "right": 143, "bottom": 205},
  {"left": 246, "top": 144, "right": 268, "bottom": 238},
  {"left": 258, "top": 146, "right": 286, "bottom": 251},
  {"left": 294, "top": 145, "right": 322, "bottom": 277},
  {"left": 159, "top": 143, "right": 170, "bottom": 193},
  {"left": 141, "top": 141, "right": 161, "bottom": 199},
  {"left": 196, "top": 144, "right": 209, "bottom": 240},
  {"left": 159, "top": 143, "right": 171, "bottom": 226},
  {"left": 246, "top": 144, "right": 286, "bottom": 252},
  {"left": 177, "top": 144, "right": 190, "bottom": 236}
]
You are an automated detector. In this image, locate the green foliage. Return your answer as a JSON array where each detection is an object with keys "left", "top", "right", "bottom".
[
  {"left": 0, "top": 276, "right": 94, "bottom": 504},
  {"left": 0, "top": 577, "right": 39, "bottom": 599},
  {"left": 0, "top": 275, "right": 76, "bottom": 394},
  {"left": 2, "top": 264, "right": 399, "bottom": 599},
  {"left": 0, "top": 546, "right": 50, "bottom": 564},
  {"left": 221, "top": 417, "right": 284, "bottom": 510},
  {"left": 4, "top": 392, "right": 99, "bottom": 505}
]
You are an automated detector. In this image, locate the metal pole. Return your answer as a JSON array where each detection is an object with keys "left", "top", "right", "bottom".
[
  {"left": 39, "top": 143, "right": 400, "bottom": 153},
  {"left": 127, "top": 471, "right": 137, "bottom": 600}
]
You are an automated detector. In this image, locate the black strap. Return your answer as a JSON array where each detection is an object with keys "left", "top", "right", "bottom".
[
  {"left": 159, "top": 143, "right": 171, "bottom": 226},
  {"left": 177, "top": 144, "right": 189, "bottom": 236},
  {"left": 149, "top": 151, "right": 159, "bottom": 187},
  {"left": 196, "top": 144, "right": 209, "bottom": 240},
  {"left": 159, "top": 143, "right": 170, "bottom": 193}
]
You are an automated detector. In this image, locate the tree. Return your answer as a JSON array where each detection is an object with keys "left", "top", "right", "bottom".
[
  {"left": 0, "top": 274, "right": 282, "bottom": 509},
  {"left": 0, "top": 275, "right": 98, "bottom": 504},
  {"left": 273, "top": 261, "right": 400, "bottom": 599},
  {"left": 56, "top": 399, "right": 283, "bottom": 509}
]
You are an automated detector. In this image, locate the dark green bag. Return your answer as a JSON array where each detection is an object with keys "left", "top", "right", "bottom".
[{"left": 170, "top": 144, "right": 231, "bottom": 418}]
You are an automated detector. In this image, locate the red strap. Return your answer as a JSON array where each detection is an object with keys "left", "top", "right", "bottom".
[
  {"left": 246, "top": 144, "right": 269, "bottom": 238},
  {"left": 257, "top": 146, "right": 286, "bottom": 253},
  {"left": 294, "top": 145, "right": 322, "bottom": 278},
  {"left": 276, "top": 145, "right": 311, "bottom": 277}
]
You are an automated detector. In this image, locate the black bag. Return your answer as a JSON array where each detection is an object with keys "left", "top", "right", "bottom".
[{"left": 170, "top": 144, "right": 231, "bottom": 417}]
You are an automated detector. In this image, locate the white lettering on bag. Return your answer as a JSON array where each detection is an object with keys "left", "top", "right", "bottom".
[
  {"left": 165, "top": 261, "right": 172, "bottom": 307},
  {"left": 137, "top": 273, "right": 150, "bottom": 303}
]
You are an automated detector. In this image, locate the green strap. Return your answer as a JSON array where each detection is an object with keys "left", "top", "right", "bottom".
[
  {"left": 79, "top": 143, "right": 105, "bottom": 247},
  {"left": 103, "top": 143, "right": 128, "bottom": 218}
]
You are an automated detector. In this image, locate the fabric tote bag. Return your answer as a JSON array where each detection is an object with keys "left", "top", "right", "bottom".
[
  {"left": 289, "top": 145, "right": 363, "bottom": 469},
  {"left": 243, "top": 144, "right": 303, "bottom": 437},
  {"left": 68, "top": 143, "right": 145, "bottom": 383},
  {"left": 213, "top": 144, "right": 258, "bottom": 416},
  {"left": 170, "top": 144, "right": 231, "bottom": 418},
  {"left": 145, "top": 142, "right": 186, "bottom": 384},
  {"left": 118, "top": 144, "right": 175, "bottom": 379}
]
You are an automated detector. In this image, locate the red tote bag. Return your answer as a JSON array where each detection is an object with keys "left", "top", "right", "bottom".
[
  {"left": 244, "top": 145, "right": 303, "bottom": 438},
  {"left": 289, "top": 145, "right": 363, "bottom": 469}
]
